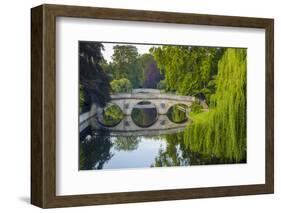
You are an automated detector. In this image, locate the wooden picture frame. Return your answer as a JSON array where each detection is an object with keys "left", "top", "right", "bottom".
[{"left": 31, "top": 4, "right": 274, "bottom": 208}]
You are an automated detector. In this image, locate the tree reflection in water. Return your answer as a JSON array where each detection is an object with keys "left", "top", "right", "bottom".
[
  {"left": 166, "top": 104, "right": 188, "bottom": 124},
  {"left": 152, "top": 131, "right": 245, "bottom": 168},
  {"left": 79, "top": 127, "right": 245, "bottom": 170},
  {"left": 78, "top": 45, "right": 247, "bottom": 170},
  {"left": 98, "top": 103, "right": 123, "bottom": 127},
  {"left": 131, "top": 101, "right": 158, "bottom": 127},
  {"left": 79, "top": 129, "right": 113, "bottom": 170},
  {"left": 152, "top": 132, "right": 188, "bottom": 167},
  {"left": 113, "top": 136, "right": 140, "bottom": 151},
  {"left": 79, "top": 99, "right": 245, "bottom": 170}
]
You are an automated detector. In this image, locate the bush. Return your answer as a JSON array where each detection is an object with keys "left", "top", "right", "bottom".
[{"left": 110, "top": 78, "right": 132, "bottom": 93}]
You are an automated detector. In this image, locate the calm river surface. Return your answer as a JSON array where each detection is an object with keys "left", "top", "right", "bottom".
[
  {"left": 79, "top": 102, "right": 194, "bottom": 170},
  {"left": 79, "top": 130, "right": 192, "bottom": 170},
  {"left": 79, "top": 102, "right": 239, "bottom": 170}
]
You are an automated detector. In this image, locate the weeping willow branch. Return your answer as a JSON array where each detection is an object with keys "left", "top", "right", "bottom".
[{"left": 184, "top": 48, "right": 247, "bottom": 162}]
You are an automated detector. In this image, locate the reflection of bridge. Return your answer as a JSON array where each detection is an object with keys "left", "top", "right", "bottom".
[
  {"left": 92, "top": 89, "right": 196, "bottom": 115},
  {"left": 90, "top": 115, "right": 190, "bottom": 137}
]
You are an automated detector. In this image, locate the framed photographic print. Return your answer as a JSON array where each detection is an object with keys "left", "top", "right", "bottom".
[{"left": 31, "top": 4, "right": 274, "bottom": 208}]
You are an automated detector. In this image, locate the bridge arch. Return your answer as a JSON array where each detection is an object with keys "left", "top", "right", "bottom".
[
  {"left": 90, "top": 115, "right": 191, "bottom": 137},
  {"left": 96, "top": 103, "right": 124, "bottom": 127},
  {"left": 107, "top": 99, "right": 193, "bottom": 115},
  {"left": 131, "top": 101, "right": 158, "bottom": 128},
  {"left": 92, "top": 89, "right": 198, "bottom": 117}
]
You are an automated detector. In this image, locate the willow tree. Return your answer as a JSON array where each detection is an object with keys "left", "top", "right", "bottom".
[{"left": 184, "top": 48, "right": 247, "bottom": 162}]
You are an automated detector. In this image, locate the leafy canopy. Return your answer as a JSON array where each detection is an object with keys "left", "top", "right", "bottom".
[
  {"left": 110, "top": 78, "right": 133, "bottom": 93},
  {"left": 151, "top": 46, "right": 225, "bottom": 102},
  {"left": 184, "top": 48, "right": 247, "bottom": 162},
  {"left": 79, "top": 42, "right": 111, "bottom": 107}
]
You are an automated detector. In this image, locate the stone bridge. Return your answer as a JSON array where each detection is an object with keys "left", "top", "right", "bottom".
[
  {"left": 90, "top": 115, "right": 190, "bottom": 137},
  {"left": 92, "top": 89, "right": 196, "bottom": 115}
]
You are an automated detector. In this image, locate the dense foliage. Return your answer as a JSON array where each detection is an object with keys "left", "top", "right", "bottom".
[
  {"left": 151, "top": 46, "right": 225, "bottom": 102},
  {"left": 139, "top": 54, "right": 163, "bottom": 88},
  {"left": 152, "top": 132, "right": 231, "bottom": 167},
  {"left": 114, "top": 137, "right": 140, "bottom": 151},
  {"left": 110, "top": 45, "right": 142, "bottom": 88},
  {"left": 110, "top": 78, "right": 132, "bottom": 93},
  {"left": 102, "top": 47, "right": 162, "bottom": 91},
  {"left": 79, "top": 42, "right": 111, "bottom": 108},
  {"left": 184, "top": 48, "right": 247, "bottom": 162},
  {"left": 80, "top": 130, "right": 113, "bottom": 170}
]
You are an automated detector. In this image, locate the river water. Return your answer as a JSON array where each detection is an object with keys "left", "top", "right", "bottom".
[
  {"left": 79, "top": 102, "right": 194, "bottom": 170},
  {"left": 79, "top": 101, "right": 243, "bottom": 170}
]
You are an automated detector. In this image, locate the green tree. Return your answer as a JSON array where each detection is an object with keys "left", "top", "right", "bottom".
[
  {"left": 151, "top": 46, "right": 225, "bottom": 102},
  {"left": 114, "top": 137, "right": 140, "bottom": 151},
  {"left": 184, "top": 48, "right": 247, "bottom": 162},
  {"left": 110, "top": 78, "right": 133, "bottom": 93},
  {"left": 79, "top": 42, "right": 111, "bottom": 107},
  {"left": 101, "top": 60, "right": 115, "bottom": 81},
  {"left": 111, "top": 45, "right": 142, "bottom": 88},
  {"left": 152, "top": 131, "right": 237, "bottom": 168},
  {"left": 139, "top": 53, "right": 163, "bottom": 88},
  {"left": 79, "top": 132, "right": 113, "bottom": 170}
]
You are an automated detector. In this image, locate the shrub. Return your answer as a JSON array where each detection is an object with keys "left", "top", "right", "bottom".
[{"left": 110, "top": 78, "right": 132, "bottom": 93}]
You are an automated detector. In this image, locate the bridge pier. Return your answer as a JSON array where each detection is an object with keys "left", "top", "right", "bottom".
[{"left": 80, "top": 89, "right": 199, "bottom": 134}]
